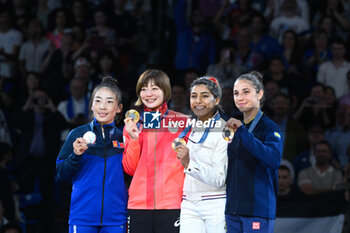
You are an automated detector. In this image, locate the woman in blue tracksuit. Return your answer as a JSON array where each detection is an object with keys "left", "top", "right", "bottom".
[
  {"left": 56, "top": 76, "right": 127, "bottom": 233},
  {"left": 225, "top": 71, "right": 283, "bottom": 233}
]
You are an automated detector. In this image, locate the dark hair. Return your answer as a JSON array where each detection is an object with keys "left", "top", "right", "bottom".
[
  {"left": 250, "top": 12, "right": 267, "bottom": 34},
  {"left": 273, "top": 92, "right": 290, "bottom": 101},
  {"left": 190, "top": 76, "right": 223, "bottom": 113},
  {"left": 313, "top": 140, "right": 332, "bottom": 151},
  {"left": 235, "top": 71, "right": 265, "bottom": 105},
  {"left": 135, "top": 69, "right": 171, "bottom": 106},
  {"left": 311, "top": 82, "right": 326, "bottom": 92},
  {"left": 331, "top": 37, "right": 346, "bottom": 47},
  {"left": 91, "top": 76, "right": 121, "bottom": 103},
  {"left": 89, "top": 76, "right": 122, "bottom": 122},
  {"left": 279, "top": 165, "right": 291, "bottom": 173}
]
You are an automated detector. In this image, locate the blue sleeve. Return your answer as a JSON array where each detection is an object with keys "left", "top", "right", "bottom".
[
  {"left": 174, "top": 0, "right": 189, "bottom": 33},
  {"left": 236, "top": 124, "right": 282, "bottom": 170},
  {"left": 56, "top": 129, "right": 82, "bottom": 181}
]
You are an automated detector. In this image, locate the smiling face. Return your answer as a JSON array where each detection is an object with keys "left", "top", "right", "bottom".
[
  {"left": 233, "top": 79, "right": 263, "bottom": 114},
  {"left": 91, "top": 87, "right": 121, "bottom": 125},
  {"left": 190, "top": 84, "right": 219, "bottom": 121},
  {"left": 140, "top": 80, "right": 165, "bottom": 111}
]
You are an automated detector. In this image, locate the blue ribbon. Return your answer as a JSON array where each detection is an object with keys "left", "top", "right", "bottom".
[
  {"left": 178, "top": 112, "right": 220, "bottom": 144},
  {"left": 243, "top": 110, "right": 263, "bottom": 133}
]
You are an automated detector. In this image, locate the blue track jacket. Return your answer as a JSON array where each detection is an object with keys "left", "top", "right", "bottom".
[
  {"left": 225, "top": 114, "right": 283, "bottom": 219},
  {"left": 56, "top": 120, "right": 127, "bottom": 226}
]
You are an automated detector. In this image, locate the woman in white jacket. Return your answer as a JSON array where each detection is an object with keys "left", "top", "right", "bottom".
[{"left": 176, "top": 77, "right": 228, "bottom": 233}]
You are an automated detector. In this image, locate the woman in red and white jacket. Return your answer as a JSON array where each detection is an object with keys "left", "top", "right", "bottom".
[{"left": 123, "top": 69, "right": 188, "bottom": 233}]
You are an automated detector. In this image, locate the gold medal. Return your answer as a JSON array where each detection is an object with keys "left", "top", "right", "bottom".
[
  {"left": 172, "top": 138, "right": 186, "bottom": 152},
  {"left": 125, "top": 109, "right": 140, "bottom": 123},
  {"left": 222, "top": 126, "right": 234, "bottom": 141}
]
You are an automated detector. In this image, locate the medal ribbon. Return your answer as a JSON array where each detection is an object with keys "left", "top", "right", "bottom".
[
  {"left": 243, "top": 110, "right": 263, "bottom": 133},
  {"left": 178, "top": 112, "right": 220, "bottom": 144}
]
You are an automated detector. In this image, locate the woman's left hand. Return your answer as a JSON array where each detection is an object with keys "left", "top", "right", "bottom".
[
  {"left": 176, "top": 144, "right": 190, "bottom": 169},
  {"left": 226, "top": 117, "right": 242, "bottom": 131}
]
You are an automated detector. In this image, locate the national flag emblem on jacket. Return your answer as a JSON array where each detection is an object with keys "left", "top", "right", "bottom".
[
  {"left": 113, "top": 140, "right": 124, "bottom": 148},
  {"left": 274, "top": 132, "right": 281, "bottom": 139}
]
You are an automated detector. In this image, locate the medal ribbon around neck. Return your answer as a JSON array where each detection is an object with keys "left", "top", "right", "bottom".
[
  {"left": 178, "top": 112, "right": 220, "bottom": 144},
  {"left": 243, "top": 110, "right": 263, "bottom": 133}
]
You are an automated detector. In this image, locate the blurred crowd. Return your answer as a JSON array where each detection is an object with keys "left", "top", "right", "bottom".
[{"left": 0, "top": 0, "right": 350, "bottom": 232}]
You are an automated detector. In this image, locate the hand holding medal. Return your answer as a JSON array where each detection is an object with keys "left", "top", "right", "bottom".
[
  {"left": 83, "top": 131, "right": 96, "bottom": 144},
  {"left": 125, "top": 109, "right": 140, "bottom": 123},
  {"left": 224, "top": 117, "right": 242, "bottom": 143},
  {"left": 172, "top": 138, "right": 187, "bottom": 152},
  {"left": 73, "top": 131, "right": 96, "bottom": 156},
  {"left": 222, "top": 126, "right": 234, "bottom": 142},
  {"left": 124, "top": 109, "right": 141, "bottom": 140},
  {"left": 174, "top": 138, "right": 190, "bottom": 169}
]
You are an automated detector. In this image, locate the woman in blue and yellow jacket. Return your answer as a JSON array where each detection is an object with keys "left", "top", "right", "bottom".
[
  {"left": 225, "top": 71, "right": 283, "bottom": 233},
  {"left": 56, "top": 76, "right": 127, "bottom": 233}
]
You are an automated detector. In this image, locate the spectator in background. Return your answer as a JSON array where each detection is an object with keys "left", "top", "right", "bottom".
[
  {"left": 298, "top": 140, "right": 343, "bottom": 195},
  {"left": 317, "top": 38, "right": 350, "bottom": 98},
  {"left": 250, "top": 12, "right": 283, "bottom": 62},
  {"left": 220, "top": 86, "right": 242, "bottom": 121},
  {"left": 324, "top": 85, "right": 338, "bottom": 128},
  {"left": 213, "top": 0, "right": 259, "bottom": 41},
  {"left": 312, "top": 0, "right": 350, "bottom": 41},
  {"left": 57, "top": 77, "right": 89, "bottom": 125},
  {"left": 293, "top": 124, "right": 327, "bottom": 181},
  {"left": 0, "top": 143, "right": 15, "bottom": 222},
  {"left": 293, "top": 83, "right": 331, "bottom": 130},
  {"left": 183, "top": 68, "right": 200, "bottom": 94},
  {"left": 317, "top": 16, "right": 337, "bottom": 42},
  {"left": 70, "top": 0, "right": 92, "bottom": 30},
  {"left": 263, "top": 57, "right": 298, "bottom": 108},
  {"left": 89, "top": 9, "right": 115, "bottom": 47},
  {"left": 280, "top": 30, "right": 303, "bottom": 76},
  {"left": 19, "top": 19, "right": 50, "bottom": 77},
  {"left": 262, "top": 80, "right": 280, "bottom": 117},
  {"left": 18, "top": 72, "right": 41, "bottom": 108},
  {"left": 96, "top": 51, "right": 124, "bottom": 88},
  {"left": 11, "top": 0, "right": 32, "bottom": 34},
  {"left": 270, "top": 93, "right": 307, "bottom": 163},
  {"left": 278, "top": 164, "right": 303, "bottom": 200},
  {"left": 326, "top": 104, "right": 350, "bottom": 167},
  {"left": 10, "top": 90, "right": 66, "bottom": 233},
  {"left": 107, "top": 0, "right": 137, "bottom": 63},
  {"left": 338, "top": 70, "right": 350, "bottom": 107},
  {"left": 36, "top": 0, "right": 50, "bottom": 29},
  {"left": 206, "top": 42, "right": 246, "bottom": 89},
  {"left": 174, "top": 0, "right": 216, "bottom": 76},
  {"left": 0, "top": 10, "right": 23, "bottom": 79},
  {"left": 264, "top": 0, "right": 309, "bottom": 22},
  {"left": 46, "top": 8, "right": 68, "bottom": 49},
  {"left": 73, "top": 57, "right": 99, "bottom": 98},
  {"left": 302, "top": 29, "right": 332, "bottom": 79},
  {"left": 232, "top": 27, "right": 262, "bottom": 71},
  {"left": 168, "top": 84, "right": 190, "bottom": 115},
  {"left": 40, "top": 28, "right": 74, "bottom": 104},
  {"left": 270, "top": 0, "right": 310, "bottom": 43}
]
